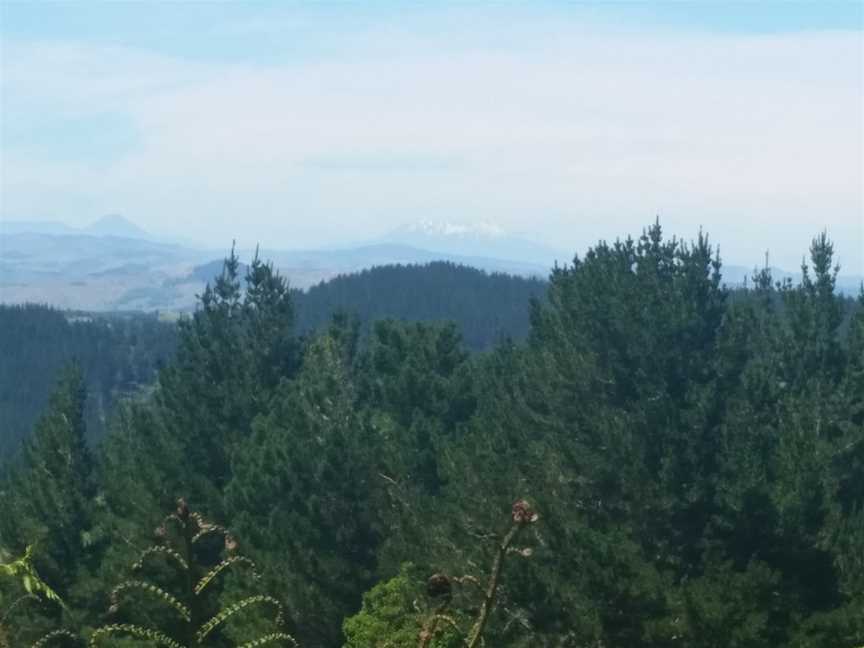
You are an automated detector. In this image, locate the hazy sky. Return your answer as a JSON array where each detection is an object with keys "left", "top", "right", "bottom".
[{"left": 1, "top": 2, "right": 862, "bottom": 272}]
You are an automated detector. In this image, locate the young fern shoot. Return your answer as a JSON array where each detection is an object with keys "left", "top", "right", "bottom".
[{"left": 418, "top": 499, "right": 540, "bottom": 648}]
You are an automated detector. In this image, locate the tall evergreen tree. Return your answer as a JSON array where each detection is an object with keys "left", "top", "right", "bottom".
[
  {"left": 357, "top": 320, "right": 475, "bottom": 496},
  {"left": 148, "top": 246, "right": 300, "bottom": 509},
  {"left": 227, "top": 334, "right": 379, "bottom": 646},
  {"left": 0, "top": 366, "right": 94, "bottom": 634}
]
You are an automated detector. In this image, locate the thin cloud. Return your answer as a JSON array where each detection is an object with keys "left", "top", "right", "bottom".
[{"left": 1, "top": 16, "right": 861, "bottom": 272}]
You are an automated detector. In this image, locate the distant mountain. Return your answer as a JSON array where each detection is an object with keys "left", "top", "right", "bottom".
[
  {"left": 0, "top": 214, "right": 206, "bottom": 247},
  {"left": 82, "top": 214, "right": 152, "bottom": 239},
  {"left": 258, "top": 243, "right": 550, "bottom": 281},
  {"left": 0, "top": 228, "right": 551, "bottom": 311},
  {"left": 1, "top": 232, "right": 199, "bottom": 279},
  {"left": 2, "top": 217, "right": 860, "bottom": 312},
  {"left": 2, "top": 215, "right": 152, "bottom": 240},
  {"left": 0, "top": 231, "right": 210, "bottom": 311},
  {"left": 376, "top": 220, "right": 569, "bottom": 267},
  {"left": 1, "top": 220, "right": 79, "bottom": 236}
]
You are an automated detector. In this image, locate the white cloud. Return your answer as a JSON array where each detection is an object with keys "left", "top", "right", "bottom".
[{"left": 1, "top": 22, "right": 861, "bottom": 272}]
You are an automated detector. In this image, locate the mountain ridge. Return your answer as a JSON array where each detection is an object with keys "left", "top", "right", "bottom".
[
  {"left": 82, "top": 214, "right": 151, "bottom": 239},
  {"left": 2, "top": 221, "right": 861, "bottom": 311},
  {"left": 374, "top": 220, "right": 570, "bottom": 267},
  {"left": 2, "top": 215, "right": 151, "bottom": 239}
]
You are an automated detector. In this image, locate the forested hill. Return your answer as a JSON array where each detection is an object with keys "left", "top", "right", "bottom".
[
  {"left": 292, "top": 261, "right": 547, "bottom": 350},
  {"left": 0, "top": 264, "right": 542, "bottom": 455},
  {"left": 2, "top": 226, "right": 863, "bottom": 647},
  {"left": 0, "top": 305, "right": 176, "bottom": 456}
]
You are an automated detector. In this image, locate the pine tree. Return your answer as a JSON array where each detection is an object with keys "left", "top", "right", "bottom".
[
  {"left": 0, "top": 366, "right": 94, "bottom": 640},
  {"left": 226, "top": 334, "right": 379, "bottom": 646},
  {"left": 357, "top": 320, "right": 475, "bottom": 496},
  {"left": 148, "top": 246, "right": 300, "bottom": 509}
]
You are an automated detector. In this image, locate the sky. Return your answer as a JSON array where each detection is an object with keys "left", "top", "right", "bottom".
[{"left": 1, "top": 1, "right": 862, "bottom": 272}]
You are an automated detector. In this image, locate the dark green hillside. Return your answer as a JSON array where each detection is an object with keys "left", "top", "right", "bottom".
[
  {"left": 0, "top": 305, "right": 176, "bottom": 457},
  {"left": 0, "top": 264, "right": 540, "bottom": 456},
  {"left": 293, "top": 261, "right": 547, "bottom": 350}
]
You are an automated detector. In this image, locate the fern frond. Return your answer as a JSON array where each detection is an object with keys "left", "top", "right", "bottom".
[
  {"left": 111, "top": 581, "right": 191, "bottom": 621},
  {"left": 0, "top": 593, "right": 39, "bottom": 628},
  {"left": 195, "top": 556, "right": 259, "bottom": 595},
  {"left": 453, "top": 575, "right": 482, "bottom": 591},
  {"left": 189, "top": 511, "right": 209, "bottom": 529},
  {"left": 90, "top": 501, "right": 296, "bottom": 648},
  {"left": 236, "top": 632, "right": 299, "bottom": 648},
  {"left": 426, "top": 613, "right": 462, "bottom": 633},
  {"left": 88, "top": 623, "right": 185, "bottom": 648},
  {"left": 30, "top": 629, "right": 80, "bottom": 647},
  {"left": 160, "top": 513, "right": 184, "bottom": 530},
  {"left": 191, "top": 523, "right": 228, "bottom": 545},
  {"left": 0, "top": 546, "right": 65, "bottom": 608},
  {"left": 196, "top": 595, "right": 284, "bottom": 642},
  {"left": 132, "top": 545, "right": 189, "bottom": 572}
]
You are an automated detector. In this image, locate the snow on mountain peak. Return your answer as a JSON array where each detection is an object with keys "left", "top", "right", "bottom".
[
  {"left": 400, "top": 220, "right": 507, "bottom": 239},
  {"left": 378, "top": 219, "right": 566, "bottom": 267}
]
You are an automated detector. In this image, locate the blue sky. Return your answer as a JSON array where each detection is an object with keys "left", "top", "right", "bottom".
[
  {"left": 1, "top": 1, "right": 862, "bottom": 272},
  {"left": 3, "top": 2, "right": 861, "bottom": 45}
]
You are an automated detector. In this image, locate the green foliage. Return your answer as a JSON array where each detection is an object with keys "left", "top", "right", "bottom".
[
  {"left": 0, "top": 545, "right": 74, "bottom": 648},
  {"left": 358, "top": 319, "right": 475, "bottom": 497},
  {"left": 342, "top": 564, "right": 462, "bottom": 648},
  {"left": 345, "top": 499, "right": 539, "bottom": 648},
  {"left": 0, "top": 366, "right": 95, "bottom": 632},
  {"left": 153, "top": 247, "right": 300, "bottom": 502},
  {"left": 3, "top": 227, "right": 864, "bottom": 647},
  {"left": 0, "top": 546, "right": 64, "bottom": 606},
  {"left": 0, "top": 545, "right": 76, "bottom": 648},
  {"left": 227, "top": 334, "right": 379, "bottom": 647}
]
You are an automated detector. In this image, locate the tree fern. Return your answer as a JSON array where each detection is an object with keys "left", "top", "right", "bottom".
[
  {"left": 419, "top": 499, "right": 540, "bottom": 648},
  {"left": 90, "top": 499, "right": 297, "bottom": 647}
]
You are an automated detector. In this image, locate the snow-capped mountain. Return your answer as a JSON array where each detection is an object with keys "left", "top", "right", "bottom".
[
  {"left": 378, "top": 220, "right": 568, "bottom": 268},
  {"left": 392, "top": 220, "right": 508, "bottom": 239}
]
